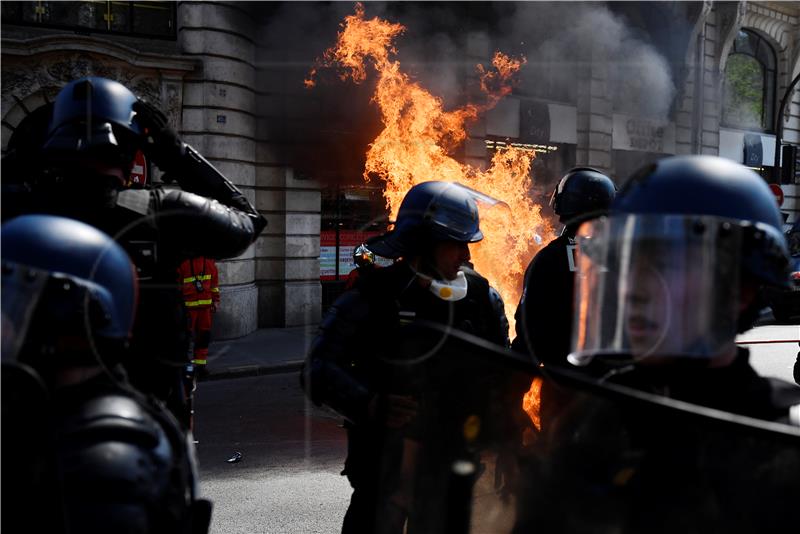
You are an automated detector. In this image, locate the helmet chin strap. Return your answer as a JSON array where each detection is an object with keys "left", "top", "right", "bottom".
[{"left": 416, "top": 270, "right": 468, "bottom": 301}]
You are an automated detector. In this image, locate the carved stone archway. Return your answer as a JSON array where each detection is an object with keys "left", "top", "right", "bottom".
[{"left": 1, "top": 34, "right": 198, "bottom": 150}]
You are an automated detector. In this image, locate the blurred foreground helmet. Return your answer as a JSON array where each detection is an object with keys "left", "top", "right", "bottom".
[
  {"left": 353, "top": 244, "right": 376, "bottom": 268},
  {"left": 569, "top": 156, "right": 790, "bottom": 366},
  {"left": 1, "top": 215, "right": 137, "bottom": 365},
  {"left": 367, "top": 181, "right": 493, "bottom": 258},
  {"left": 44, "top": 77, "right": 141, "bottom": 168},
  {"left": 550, "top": 167, "right": 616, "bottom": 223}
]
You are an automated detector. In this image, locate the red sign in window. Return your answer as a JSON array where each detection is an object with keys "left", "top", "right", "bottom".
[{"left": 320, "top": 230, "right": 385, "bottom": 280}]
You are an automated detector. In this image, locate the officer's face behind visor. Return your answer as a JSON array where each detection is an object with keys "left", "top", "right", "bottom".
[{"left": 569, "top": 214, "right": 741, "bottom": 366}]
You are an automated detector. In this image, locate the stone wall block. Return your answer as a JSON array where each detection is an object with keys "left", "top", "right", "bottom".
[
  {"left": 255, "top": 235, "right": 286, "bottom": 257},
  {"left": 255, "top": 142, "right": 284, "bottom": 165},
  {"left": 212, "top": 283, "right": 258, "bottom": 339},
  {"left": 590, "top": 96, "right": 612, "bottom": 115},
  {"left": 261, "top": 213, "right": 286, "bottom": 235},
  {"left": 702, "top": 115, "right": 720, "bottom": 132},
  {"left": 286, "top": 235, "right": 320, "bottom": 258},
  {"left": 589, "top": 113, "right": 612, "bottom": 132},
  {"left": 588, "top": 132, "right": 611, "bottom": 150},
  {"left": 286, "top": 213, "right": 321, "bottom": 235},
  {"left": 217, "top": 259, "right": 255, "bottom": 285},
  {"left": 675, "top": 111, "right": 693, "bottom": 128},
  {"left": 703, "top": 131, "right": 720, "bottom": 147},
  {"left": 285, "top": 259, "right": 320, "bottom": 280},
  {"left": 286, "top": 190, "right": 321, "bottom": 212},
  {"left": 180, "top": 29, "right": 255, "bottom": 64},
  {"left": 179, "top": 2, "right": 255, "bottom": 40},
  {"left": 256, "top": 165, "right": 290, "bottom": 188},
  {"left": 587, "top": 150, "right": 611, "bottom": 169},
  {"left": 206, "top": 109, "right": 256, "bottom": 137},
  {"left": 256, "top": 258, "right": 286, "bottom": 280},
  {"left": 183, "top": 82, "right": 255, "bottom": 111},
  {"left": 284, "top": 281, "right": 322, "bottom": 327},
  {"left": 3, "top": 103, "right": 27, "bottom": 127},
  {"left": 256, "top": 189, "right": 286, "bottom": 211},
  {"left": 198, "top": 135, "right": 255, "bottom": 162},
  {"left": 200, "top": 58, "right": 255, "bottom": 88}
]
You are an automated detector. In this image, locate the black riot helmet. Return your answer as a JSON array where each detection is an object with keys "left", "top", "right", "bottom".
[
  {"left": 43, "top": 76, "right": 142, "bottom": 171},
  {"left": 570, "top": 155, "right": 790, "bottom": 366},
  {"left": 550, "top": 167, "right": 616, "bottom": 224},
  {"left": 367, "top": 181, "right": 491, "bottom": 259},
  {"left": 1, "top": 215, "right": 138, "bottom": 367}
]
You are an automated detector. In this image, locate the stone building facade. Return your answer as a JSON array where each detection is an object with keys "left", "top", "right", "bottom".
[
  {"left": 2, "top": 1, "right": 322, "bottom": 339},
  {"left": 476, "top": 1, "right": 800, "bottom": 223},
  {"left": 2, "top": 1, "right": 798, "bottom": 338}
]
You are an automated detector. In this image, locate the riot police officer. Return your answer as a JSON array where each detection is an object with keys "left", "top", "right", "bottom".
[
  {"left": 513, "top": 156, "right": 800, "bottom": 534},
  {"left": 302, "top": 181, "right": 516, "bottom": 534},
  {"left": 2, "top": 77, "right": 267, "bottom": 424},
  {"left": 513, "top": 167, "right": 615, "bottom": 366},
  {"left": 1, "top": 215, "right": 210, "bottom": 534}
]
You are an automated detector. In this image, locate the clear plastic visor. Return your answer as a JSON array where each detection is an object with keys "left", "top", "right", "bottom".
[
  {"left": 1, "top": 264, "right": 48, "bottom": 362},
  {"left": 570, "top": 214, "right": 742, "bottom": 366}
]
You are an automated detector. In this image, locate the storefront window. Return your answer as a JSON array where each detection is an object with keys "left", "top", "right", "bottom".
[{"left": 722, "top": 29, "right": 776, "bottom": 132}]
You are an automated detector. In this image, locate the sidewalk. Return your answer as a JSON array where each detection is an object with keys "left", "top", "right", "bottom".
[{"left": 202, "top": 325, "right": 319, "bottom": 381}]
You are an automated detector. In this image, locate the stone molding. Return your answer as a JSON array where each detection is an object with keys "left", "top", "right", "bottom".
[
  {"left": 1, "top": 34, "right": 199, "bottom": 144},
  {"left": 2, "top": 34, "right": 198, "bottom": 73}
]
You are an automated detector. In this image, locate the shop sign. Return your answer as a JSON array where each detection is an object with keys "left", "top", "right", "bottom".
[{"left": 612, "top": 114, "right": 675, "bottom": 154}]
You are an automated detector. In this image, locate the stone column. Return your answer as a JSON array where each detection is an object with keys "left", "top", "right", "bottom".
[
  {"left": 253, "top": 21, "right": 321, "bottom": 328},
  {"left": 575, "top": 46, "right": 613, "bottom": 174},
  {"left": 178, "top": 1, "right": 260, "bottom": 339}
]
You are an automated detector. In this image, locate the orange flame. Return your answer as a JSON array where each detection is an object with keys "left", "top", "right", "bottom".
[
  {"left": 308, "top": 3, "right": 554, "bottom": 334},
  {"left": 522, "top": 376, "right": 543, "bottom": 431}
]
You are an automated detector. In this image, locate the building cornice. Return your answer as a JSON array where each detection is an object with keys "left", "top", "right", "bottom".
[{"left": 2, "top": 34, "right": 199, "bottom": 75}]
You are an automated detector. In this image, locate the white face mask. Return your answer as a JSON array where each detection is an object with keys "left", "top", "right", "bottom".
[{"left": 424, "top": 270, "right": 468, "bottom": 301}]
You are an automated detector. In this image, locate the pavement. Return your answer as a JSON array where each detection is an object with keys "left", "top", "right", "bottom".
[{"left": 202, "top": 325, "right": 319, "bottom": 381}]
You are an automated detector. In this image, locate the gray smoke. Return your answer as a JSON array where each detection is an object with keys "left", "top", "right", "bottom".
[{"left": 496, "top": 2, "right": 678, "bottom": 120}]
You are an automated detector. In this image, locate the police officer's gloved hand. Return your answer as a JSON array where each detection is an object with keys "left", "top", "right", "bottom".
[{"left": 132, "top": 99, "right": 184, "bottom": 171}]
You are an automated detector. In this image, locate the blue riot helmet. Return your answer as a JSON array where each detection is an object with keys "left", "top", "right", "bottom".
[
  {"left": 570, "top": 155, "right": 790, "bottom": 366},
  {"left": 1, "top": 215, "right": 138, "bottom": 367},
  {"left": 367, "top": 181, "right": 490, "bottom": 259},
  {"left": 43, "top": 77, "right": 142, "bottom": 171},
  {"left": 549, "top": 167, "right": 616, "bottom": 225}
]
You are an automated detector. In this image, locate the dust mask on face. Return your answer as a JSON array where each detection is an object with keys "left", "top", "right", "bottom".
[{"left": 421, "top": 270, "right": 468, "bottom": 301}]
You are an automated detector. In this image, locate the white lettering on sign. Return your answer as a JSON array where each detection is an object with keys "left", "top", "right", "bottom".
[{"left": 613, "top": 114, "right": 676, "bottom": 154}]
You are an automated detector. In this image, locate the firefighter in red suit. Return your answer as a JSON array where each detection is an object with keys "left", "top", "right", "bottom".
[{"left": 179, "top": 257, "right": 220, "bottom": 371}]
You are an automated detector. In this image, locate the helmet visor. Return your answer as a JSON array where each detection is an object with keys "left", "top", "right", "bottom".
[
  {"left": 426, "top": 183, "right": 503, "bottom": 242},
  {"left": 570, "top": 214, "right": 741, "bottom": 366},
  {"left": 1, "top": 264, "right": 48, "bottom": 362}
]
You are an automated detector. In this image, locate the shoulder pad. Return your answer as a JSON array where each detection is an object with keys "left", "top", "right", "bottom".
[
  {"left": 60, "top": 393, "right": 164, "bottom": 448},
  {"left": 57, "top": 393, "right": 175, "bottom": 508}
]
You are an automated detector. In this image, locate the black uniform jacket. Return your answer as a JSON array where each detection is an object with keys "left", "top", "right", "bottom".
[
  {"left": 304, "top": 261, "right": 509, "bottom": 424},
  {"left": 513, "top": 233, "right": 576, "bottom": 365}
]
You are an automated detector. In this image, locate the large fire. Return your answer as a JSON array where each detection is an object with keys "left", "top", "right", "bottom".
[{"left": 307, "top": 3, "right": 554, "bottom": 336}]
